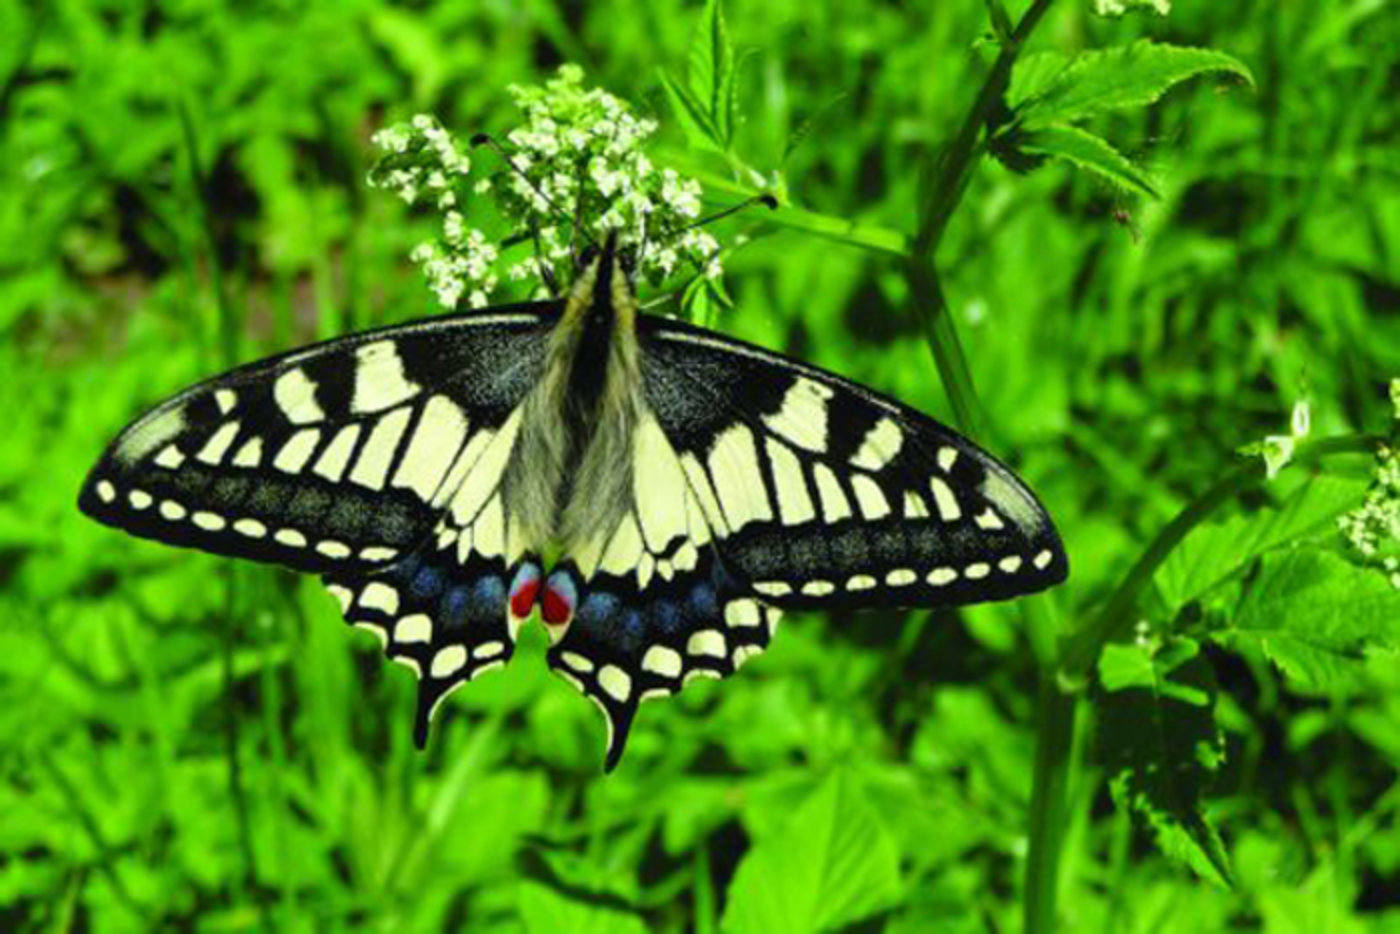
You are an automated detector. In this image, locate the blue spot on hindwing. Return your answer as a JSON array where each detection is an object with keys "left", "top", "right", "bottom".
[
  {"left": 651, "top": 599, "right": 682, "bottom": 635},
  {"left": 410, "top": 564, "right": 446, "bottom": 599},
  {"left": 578, "top": 591, "right": 621, "bottom": 628},
  {"left": 440, "top": 586, "right": 470, "bottom": 632},
  {"left": 687, "top": 583, "right": 719, "bottom": 621}
]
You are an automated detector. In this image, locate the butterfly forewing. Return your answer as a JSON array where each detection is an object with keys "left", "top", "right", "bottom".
[
  {"left": 637, "top": 314, "right": 1068, "bottom": 608},
  {"left": 79, "top": 304, "right": 557, "bottom": 573}
]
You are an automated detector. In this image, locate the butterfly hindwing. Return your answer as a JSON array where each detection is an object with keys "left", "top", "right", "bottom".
[
  {"left": 545, "top": 410, "right": 782, "bottom": 770},
  {"left": 79, "top": 303, "right": 558, "bottom": 574},
  {"left": 637, "top": 314, "right": 1068, "bottom": 608}
]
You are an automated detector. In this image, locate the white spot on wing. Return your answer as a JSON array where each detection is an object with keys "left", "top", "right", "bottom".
[
  {"left": 392, "top": 395, "right": 468, "bottom": 501},
  {"left": 394, "top": 614, "right": 432, "bottom": 643},
  {"left": 927, "top": 567, "right": 957, "bottom": 586},
  {"left": 687, "top": 629, "right": 726, "bottom": 658},
  {"left": 765, "top": 437, "right": 816, "bottom": 525},
  {"left": 886, "top": 568, "right": 917, "bottom": 586},
  {"left": 159, "top": 499, "right": 186, "bottom": 521},
  {"left": 762, "top": 377, "right": 833, "bottom": 453},
  {"left": 1034, "top": 549, "right": 1053, "bottom": 569},
  {"left": 642, "top": 645, "right": 682, "bottom": 677},
  {"left": 851, "top": 475, "right": 890, "bottom": 519},
  {"left": 275, "top": 528, "right": 307, "bottom": 547},
  {"left": 351, "top": 340, "right": 420, "bottom": 414},
  {"left": 234, "top": 518, "right": 266, "bottom": 538},
  {"left": 316, "top": 540, "right": 351, "bottom": 558},
  {"left": 274, "top": 427, "right": 321, "bottom": 473},
  {"left": 348, "top": 407, "right": 412, "bottom": 491},
  {"left": 600, "top": 513, "right": 645, "bottom": 576},
  {"left": 274, "top": 368, "right": 324, "bottom": 424},
  {"left": 430, "top": 645, "right": 467, "bottom": 678},
  {"left": 812, "top": 463, "right": 851, "bottom": 522},
  {"left": 562, "top": 651, "right": 594, "bottom": 672},
  {"left": 937, "top": 447, "right": 958, "bottom": 472},
  {"left": 215, "top": 389, "right": 237, "bottom": 414},
  {"left": 96, "top": 480, "right": 116, "bottom": 503},
  {"left": 192, "top": 511, "right": 226, "bottom": 531},
  {"left": 850, "top": 418, "right": 904, "bottom": 471},
  {"left": 708, "top": 424, "right": 773, "bottom": 531},
  {"left": 154, "top": 445, "right": 186, "bottom": 469},
  {"left": 723, "top": 600, "right": 762, "bottom": 628},
  {"left": 974, "top": 508, "right": 1005, "bottom": 531},
  {"left": 999, "top": 555, "right": 1023, "bottom": 573},
  {"left": 598, "top": 664, "right": 632, "bottom": 702},
  {"left": 359, "top": 582, "right": 399, "bottom": 615},
  {"left": 313, "top": 424, "right": 360, "bottom": 481},
  {"left": 634, "top": 413, "right": 690, "bottom": 552},
  {"left": 448, "top": 408, "right": 522, "bottom": 523},
  {"left": 965, "top": 562, "right": 990, "bottom": 579},
  {"left": 196, "top": 421, "right": 241, "bottom": 465},
  {"left": 129, "top": 490, "right": 153, "bottom": 510},
  {"left": 232, "top": 438, "right": 262, "bottom": 468},
  {"left": 928, "top": 477, "right": 962, "bottom": 521}
]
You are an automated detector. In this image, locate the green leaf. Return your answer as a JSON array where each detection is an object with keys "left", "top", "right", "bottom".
[
  {"left": 1096, "top": 636, "right": 1232, "bottom": 886},
  {"left": 687, "top": 0, "right": 735, "bottom": 145},
  {"left": 518, "top": 879, "right": 646, "bottom": 934},
  {"left": 1016, "top": 124, "right": 1160, "bottom": 198},
  {"left": 658, "top": 68, "right": 724, "bottom": 153},
  {"left": 1011, "top": 40, "right": 1253, "bottom": 126},
  {"left": 1156, "top": 473, "right": 1368, "bottom": 612},
  {"left": 722, "top": 769, "right": 901, "bottom": 933},
  {"left": 1215, "top": 549, "right": 1400, "bottom": 692}
]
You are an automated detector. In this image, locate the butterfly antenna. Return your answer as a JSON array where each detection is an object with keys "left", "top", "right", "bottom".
[
  {"left": 672, "top": 193, "right": 778, "bottom": 236},
  {"left": 470, "top": 133, "right": 599, "bottom": 253}
]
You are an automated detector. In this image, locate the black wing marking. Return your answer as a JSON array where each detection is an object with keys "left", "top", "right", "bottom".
[
  {"left": 544, "top": 411, "right": 781, "bottom": 770},
  {"left": 636, "top": 313, "right": 1068, "bottom": 609},
  {"left": 79, "top": 301, "right": 558, "bottom": 576}
]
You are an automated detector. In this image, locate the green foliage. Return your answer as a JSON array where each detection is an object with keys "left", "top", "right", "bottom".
[
  {"left": 3, "top": 0, "right": 1399, "bottom": 929},
  {"left": 996, "top": 40, "right": 1253, "bottom": 197}
]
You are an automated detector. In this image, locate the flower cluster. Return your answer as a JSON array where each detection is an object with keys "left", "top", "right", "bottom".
[
  {"left": 1338, "top": 381, "right": 1400, "bottom": 588},
  {"left": 367, "top": 65, "right": 724, "bottom": 311}
]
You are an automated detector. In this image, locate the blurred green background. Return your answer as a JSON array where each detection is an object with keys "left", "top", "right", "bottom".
[{"left": 2, "top": 0, "right": 1398, "bottom": 930}]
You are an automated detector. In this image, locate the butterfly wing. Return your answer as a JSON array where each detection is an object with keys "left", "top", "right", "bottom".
[
  {"left": 636, "top": 313, "right": 1068, "bottom": 606},
  {"left": 80, "top": 302, "right": 560, "bottom": 744},
  {"left": 542, "top": 315, "right": 1066, "bottom": 770},
  {"left": 543, "top": 408, "right": 782, "bottom": 770}
]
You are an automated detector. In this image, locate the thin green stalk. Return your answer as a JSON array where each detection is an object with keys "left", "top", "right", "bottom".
[
  {"left": 898, "top": 3, "right": 1065, "bottom": 931},
  {"left": 177, "top": 98, "right": 266, "bottom": 921}
]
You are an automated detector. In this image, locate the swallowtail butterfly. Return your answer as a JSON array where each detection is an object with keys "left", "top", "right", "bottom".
[{"left": 79, "top": 231, "right": 1067, "bottom": 770}]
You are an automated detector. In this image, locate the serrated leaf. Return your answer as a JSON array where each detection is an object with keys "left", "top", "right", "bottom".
[
  {"left": 1216, "top": 549, "right": 1400, "bottom": 692},
  {"left": 1157, "top": 473, "right": 1368, "bottom": 612},
  {"left": 686, "top": 0, "right": 735, "bottom": 146},
  {"left": 722, "top": 769, "right": 902, "bottom": 933},
  {"left": 1096, "top": 636, "right": 1232, "bottom": 886},
  {"left": 1016, "top": 124, "right": 1160, "bottom": 198},
  {"left": 658, "top": 68, "right": 724, "bottom": 153},
  {"left": 1011, "top": 40, "right": 1253, "bottom": 126}
]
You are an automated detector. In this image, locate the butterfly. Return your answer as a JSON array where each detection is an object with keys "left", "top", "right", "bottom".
[{"left": 79, "top": 230, "right": 1068, "bottom": 770}]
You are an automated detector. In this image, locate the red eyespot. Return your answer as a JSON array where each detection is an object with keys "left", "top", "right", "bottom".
[
  {"left": 542, "top": 586, "right": 573, "bottom": 626},
  {"left": 509, "top": 564, "right": 542, "bottom": 619}
]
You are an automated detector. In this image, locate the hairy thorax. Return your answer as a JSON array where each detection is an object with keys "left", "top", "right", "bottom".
[{"left": 503, "top": 261, "right": 644, "bottom": 561}]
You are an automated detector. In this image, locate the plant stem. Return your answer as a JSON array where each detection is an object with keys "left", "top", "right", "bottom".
[
  {"left": 900, "top": 3, "right": 1065, "bottom": 930},
  {"left": 178, "top": 97, "right": 265, "bottom": 919},
  {"left": 913, "top": 0, "right": 1058, "bottom": 260}
]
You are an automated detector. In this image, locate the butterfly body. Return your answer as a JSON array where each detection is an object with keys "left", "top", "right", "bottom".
[{"left": 80, "top": 232, "right": 1067, "bottom": 769}]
